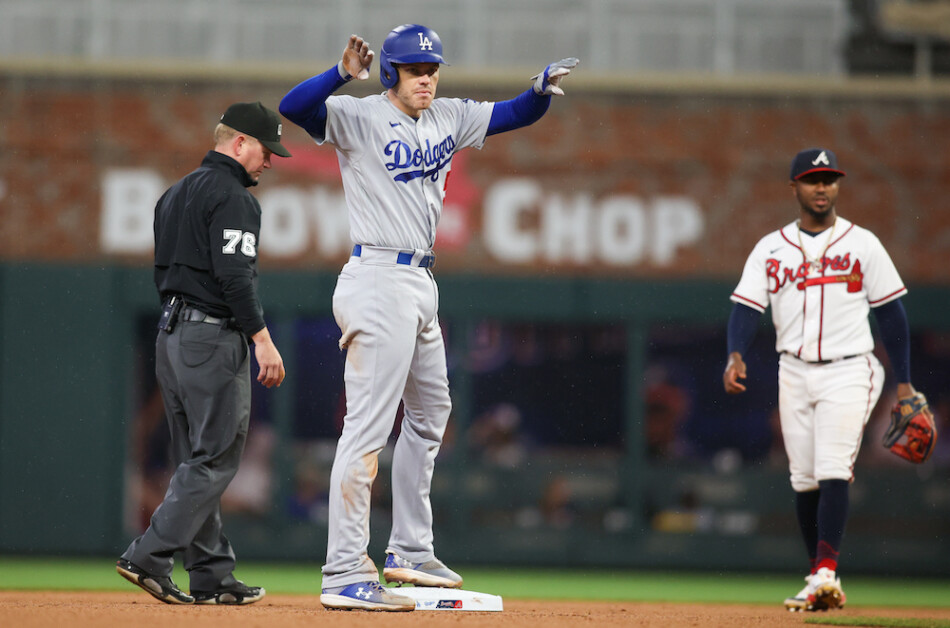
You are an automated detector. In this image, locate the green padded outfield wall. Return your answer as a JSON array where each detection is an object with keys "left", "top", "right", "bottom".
[{"left": 1, "top": 263, "right": 948, "bottom": 577}]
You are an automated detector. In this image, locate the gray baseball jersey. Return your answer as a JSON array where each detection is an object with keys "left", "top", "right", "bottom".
[{"left": 318, "top": 93, "right": 493, "bottom": 249}]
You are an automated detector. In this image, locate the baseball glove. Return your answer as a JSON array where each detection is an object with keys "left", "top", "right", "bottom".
[{"left": 883, "top": 392, "right": 938, "bottom": 464}]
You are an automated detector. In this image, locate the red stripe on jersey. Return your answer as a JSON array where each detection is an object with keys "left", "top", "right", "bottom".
[
  {"left": 869, "top": 287, "right": 907, "bottom": 305},
  {"left": 780, "top": 228, "right": 800, "bottom": 252},
  {"left": 797, "top": 289, "right": 806, "bottom": 359},
  {"left": 790, "top": 221, "right": 855, "bottom": 361},
  {"left": 817, "top": 278, "right": 826, "bottom": 361},
  {"left": 849, "top": 355, "right": 879, "bottom": 475},
  {"left": 783, "top": 227, "right": 808, "bottom": 359},
  {"left": 828, "top": 222, "right": 854, "bottom": 248},
  {"left": 732, "top": 293, "right": 767, "bottom": 311}
]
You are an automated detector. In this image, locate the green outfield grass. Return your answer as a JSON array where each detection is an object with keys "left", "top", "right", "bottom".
[{"left": 1, "top": 556, "right": 949, "bottom": 609}]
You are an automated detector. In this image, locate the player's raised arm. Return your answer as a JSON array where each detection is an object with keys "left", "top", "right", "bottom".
[
  {"left": 279, "top": 35, "right": 375, "bottom": 137},
  {"left": 486, "top": 58, "right": 579, "bottom": 136}
]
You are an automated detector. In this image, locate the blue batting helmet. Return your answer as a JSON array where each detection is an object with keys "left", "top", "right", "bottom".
[{"left": 379, "top": 24, "right": 446, "bottom": 89}]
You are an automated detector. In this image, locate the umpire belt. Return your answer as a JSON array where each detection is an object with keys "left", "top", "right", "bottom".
[
  {"left": 181, "top": 306, "right": 239, "bottom": 331},
  {"left": 352, "top": 244, "right": 435, "bottom": 268}
]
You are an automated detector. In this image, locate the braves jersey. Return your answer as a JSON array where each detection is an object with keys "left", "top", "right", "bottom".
[
  {"left": 731, "top": 217, "right": 906, "bottom": 362},
  {"left": 316, "top": 94, "right": 493, "bottom": 250}
]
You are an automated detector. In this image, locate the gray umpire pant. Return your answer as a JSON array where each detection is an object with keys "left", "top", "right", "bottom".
[{"left": 121, "top": 319, "right": 251, "bottom": 592}]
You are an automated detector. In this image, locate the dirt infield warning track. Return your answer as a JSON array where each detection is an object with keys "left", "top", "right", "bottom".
[{"left": 2, "top": 592, "right": 950, "bottom": 628}]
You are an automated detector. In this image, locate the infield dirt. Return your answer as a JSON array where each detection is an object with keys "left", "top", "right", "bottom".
[{"left": 2, "top": 592, "right": 950, "bottom": 628}]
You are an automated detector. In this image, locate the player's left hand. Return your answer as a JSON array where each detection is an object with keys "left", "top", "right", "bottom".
[
  {"left": 723, "top": 351, "right": 747, "bottom": 394},
  {"left": 531, "top": 58, "right": 579, "bottom": 96},
  {"left": 342, "top": 34, "right": 374, "bottom": 80}
]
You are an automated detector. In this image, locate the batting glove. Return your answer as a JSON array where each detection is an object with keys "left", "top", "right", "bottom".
[{"left": 531, "top": 58, "right": 579, "bottom": 96}]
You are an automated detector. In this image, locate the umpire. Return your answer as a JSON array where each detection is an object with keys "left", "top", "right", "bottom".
[{"left": 116, "top": 102, "right": 290, "bottom": 605}]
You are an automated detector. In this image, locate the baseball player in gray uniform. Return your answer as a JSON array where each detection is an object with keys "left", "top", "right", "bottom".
[{"left": 280, "top": 25, "right": 577, "bottom": 611}]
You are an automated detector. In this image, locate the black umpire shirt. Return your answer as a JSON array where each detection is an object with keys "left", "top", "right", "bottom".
[{"left": 154, "top": 150, "right": 267, "bottom": 336}]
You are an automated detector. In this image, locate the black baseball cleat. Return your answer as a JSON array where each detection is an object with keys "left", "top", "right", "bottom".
[
  {"left": 191, "top": 581, "right": 265, "bottom": 605},
  {"left": 115, "top": 558, "right": 195, "bottom": 604}
]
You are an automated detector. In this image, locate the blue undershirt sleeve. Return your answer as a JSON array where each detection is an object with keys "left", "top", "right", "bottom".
[
  {"left": 279, "top": 64, "right": 349, "bottom": 138},
  {"left": 487, "top": 88, "right": 551, "bottom": 136},
  {"left": 727, "top": 302, "right": 762, "bottom": 357},
  {"left": 872, "top": 298, "right": 911, "bottom": 382}
]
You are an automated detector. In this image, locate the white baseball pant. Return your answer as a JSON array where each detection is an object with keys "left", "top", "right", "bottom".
[{"left": 778, "top": 352, "right": 884, "bottom": 492}]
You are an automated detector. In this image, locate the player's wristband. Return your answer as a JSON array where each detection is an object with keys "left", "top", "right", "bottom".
[{"left": 337, "top": 61, "right": 352, "bottom": 81}]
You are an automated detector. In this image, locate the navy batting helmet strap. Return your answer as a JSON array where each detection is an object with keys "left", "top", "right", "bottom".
[
  {"left": 380, "top": 24, "right": 447, "bottom": 89},
  {"left": 790, "top": 148, "right": 846, "bottom": 180}
]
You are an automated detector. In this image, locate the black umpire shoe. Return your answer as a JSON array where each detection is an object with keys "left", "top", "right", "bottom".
[
  {"left": 191, "top": 581, "right": 265, "bottom": 605},
  {"left": 115, "top": 558, "right": 195, "bottom": 604}
]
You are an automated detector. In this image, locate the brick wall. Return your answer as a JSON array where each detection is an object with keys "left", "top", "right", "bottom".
[{"left": 1, "top": 73, "right": 948, "bottom": 282}]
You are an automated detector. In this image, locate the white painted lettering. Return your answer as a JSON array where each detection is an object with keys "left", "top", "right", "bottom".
[
  {"left": 481, "top": 181, "right": 704, "bottom": 267},
  {"left": 651, "top": 197, "right": 704, "bottom": 265},
  {"left": 542, "top": 194, "right": 592, "bottom": 263},
  {"left": 259, "top": 188, "right": 309, "bottom": 256},
  {"left": 483, "top": 179, "right": 540, "bottom": 263},
  {"left": 309, "top": 187, "right": 351, "bottom": 256},
  {"left": 100, "top": 169, "right": 163, "bottom": 253},
  {"left": 597, "top": 196, "right": 646, "bottom": 265}
]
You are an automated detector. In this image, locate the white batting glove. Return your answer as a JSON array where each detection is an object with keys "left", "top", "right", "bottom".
[
  {"left": 340, "top": 34, "right": 374, "bottom": 80},
  {"left": 531, "top": 57, "right": 579, "bottom": 96}
]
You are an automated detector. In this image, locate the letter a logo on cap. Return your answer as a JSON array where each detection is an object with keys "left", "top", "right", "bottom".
[{"left": 812, "top": 150, "right": 831, "bottom": 166}]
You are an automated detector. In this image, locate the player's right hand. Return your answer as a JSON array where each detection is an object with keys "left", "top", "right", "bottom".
[
  {"left": 723, "top": 351, "right": 747, "bottom": 394},
  {"left": 342, "top": 34, "right": 374, "bottom": 80}
]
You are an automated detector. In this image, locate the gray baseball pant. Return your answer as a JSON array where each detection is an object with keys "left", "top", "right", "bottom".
[{"left": 121, "top": 320, "right": 250, "bottom": 592}]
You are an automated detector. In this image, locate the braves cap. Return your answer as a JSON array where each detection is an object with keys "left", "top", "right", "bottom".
[
  {"left": 220, "top": 101, "right": 292, "bottom": 158},
  {"left": 789, "top": 147, "right": 845, "bottom": 180}
]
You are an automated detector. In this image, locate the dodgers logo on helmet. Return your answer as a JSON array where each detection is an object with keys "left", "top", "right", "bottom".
[{"left": 380, "top": 24, "right": 447, "bottom": 89}]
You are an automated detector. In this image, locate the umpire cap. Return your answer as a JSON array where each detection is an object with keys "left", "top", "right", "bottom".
[
  {"left": 790, "top": 148, "right": 845, "bottom": 180},
  {"left": 220, "top": 101, "right": 292, "bottom": 158}
]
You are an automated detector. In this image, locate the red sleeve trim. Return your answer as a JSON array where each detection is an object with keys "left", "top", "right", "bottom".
[
  {"left": 869, "top": 287, "right": 907, "bottom": 307},
  {"left": 731, "top": 293, "right": 767, "bottom": 312}
]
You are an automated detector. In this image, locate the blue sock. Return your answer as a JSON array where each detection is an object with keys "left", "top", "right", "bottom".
[
  {"left": 794, "top": 488, "right": 820, "bottom": 571},
  {"left": 816, "top": 479, "right": 849, "bottom": 572}
]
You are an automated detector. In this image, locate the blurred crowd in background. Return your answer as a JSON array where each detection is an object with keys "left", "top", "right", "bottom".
[{"left": 125, "top": 315, "right": 950, "bottom": 536}]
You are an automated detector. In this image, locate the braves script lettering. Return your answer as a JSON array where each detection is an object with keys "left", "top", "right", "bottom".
[
  {"left": 766, "top": 253, "right": 855, "bottom": 293},
  {"left": 384, "top": 135, "right": 457, "bottom": 183}
]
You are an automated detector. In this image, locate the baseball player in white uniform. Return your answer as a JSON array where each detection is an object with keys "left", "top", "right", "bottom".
[
  {"left": 279, "top": 25, "right": 577, "bottom": 611},
  {"left": 724, "top": 148, "right": 922, "bottom": 612}
]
